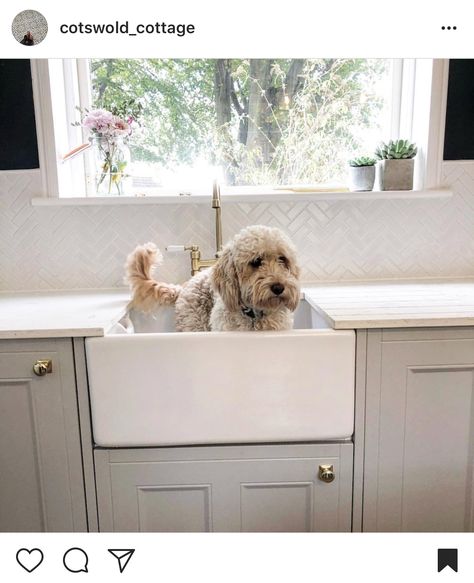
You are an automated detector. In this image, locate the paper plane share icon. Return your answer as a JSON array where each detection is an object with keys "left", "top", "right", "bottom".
[{"left": 108, "top": 549, "right": 135, "bottom": 573}]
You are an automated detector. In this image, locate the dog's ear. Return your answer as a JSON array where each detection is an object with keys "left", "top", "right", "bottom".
[
  {"left": 289, "top": 257, "right": 301, "bottom": 280},
  {"left": 285, "top": 251, "right": 301, "bottom": 312},
  {"left": 286, "top": 249, "right": 301, "bottom": 280},
  {"left": 211, "top": 247, "right": 241, "bottom": 311}
]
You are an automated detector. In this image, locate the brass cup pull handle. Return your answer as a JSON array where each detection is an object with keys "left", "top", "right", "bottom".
[
  {"left": 33, "top": 359, "right": 52, "bottom": 376},
  {"left": 319, "top": 464, "right": 335, "bottom": 483}
]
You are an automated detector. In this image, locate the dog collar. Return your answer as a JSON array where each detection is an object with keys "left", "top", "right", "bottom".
[{"left": 241, "top": 305, "right": 264, "bottom": 320}]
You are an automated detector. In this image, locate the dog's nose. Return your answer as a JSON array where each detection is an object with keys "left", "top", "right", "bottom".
[{"left": 271, "top": 283, "right": 285, "bottom": 295}]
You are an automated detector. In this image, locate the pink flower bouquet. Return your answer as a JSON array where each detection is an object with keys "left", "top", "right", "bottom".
[
  {"left": 79, "top": 108, "right": 132, "bottom": 194},
  {"left": 82, "top": 109, "right": 132, "bottom": 138}
]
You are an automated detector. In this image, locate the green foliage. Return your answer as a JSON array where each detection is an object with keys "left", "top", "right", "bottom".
[
  {"left": 348, "top": 156, "right": 376, "bottom": 167},
  {"left": 89, "top": 58, "right": 389, "bottom": 185},
  {"left": 108, "top": 98, "right": 143, "bottom": 124},
  {"left": 213, "top": 59, "right": 388, "bottom": 184},
  {"left": 375, "top": 139, "right": 417, "bottom": 160},
  {"left": 90, "top": 59, "right": 215, "bottom": 165}
]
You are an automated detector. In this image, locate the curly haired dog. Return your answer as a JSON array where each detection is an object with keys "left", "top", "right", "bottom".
[{"left": 125, "top": 225, "right": 301, "bottom": 331}]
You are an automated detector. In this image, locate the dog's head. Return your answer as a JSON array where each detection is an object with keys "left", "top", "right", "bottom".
[{"left": 211, "top": 225, "right": 301, "bottom": 313}]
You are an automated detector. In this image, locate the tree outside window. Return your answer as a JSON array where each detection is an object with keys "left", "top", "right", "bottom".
[{"left": 90, "top": 58, "right": 390, "bottom": 189}]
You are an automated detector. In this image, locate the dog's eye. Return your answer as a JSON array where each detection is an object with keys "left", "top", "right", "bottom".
[
  {"left": 278, "top": 256, "right": 288, "bottom": 265},
  {"left": 249, "top": 257, "right": 263, "bottom": 268}
]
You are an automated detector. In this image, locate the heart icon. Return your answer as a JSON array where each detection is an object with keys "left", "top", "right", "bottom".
[{"left": 16, "top": 548, "right": 44, "bottom": 572}]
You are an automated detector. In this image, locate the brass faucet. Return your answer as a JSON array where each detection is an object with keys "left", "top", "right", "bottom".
[
  {"left": 212, "top": 180, "right": 223, "bottom": 255},
  {"left": 185, "top": 245, "right": 217, "bottom": 276},
  {"left": 186, "top": 181, "right": 223, "bottom": 276}
]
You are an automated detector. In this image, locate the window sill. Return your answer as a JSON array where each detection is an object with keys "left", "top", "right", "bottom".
[{"left": 31, "top": 188, "right": 452, "bottom": 206}]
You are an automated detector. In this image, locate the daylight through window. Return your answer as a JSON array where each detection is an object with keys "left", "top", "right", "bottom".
[{"left": 86, "top": 58, "right": 392, "bottom": 192}]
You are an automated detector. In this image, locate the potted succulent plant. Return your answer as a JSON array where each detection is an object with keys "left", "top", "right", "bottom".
[
  {"left": 374, "top": 139, "right": 417, "bottom": 191},
  {"left": 348, "top": 156, "right": 376, "bottom": 192}
]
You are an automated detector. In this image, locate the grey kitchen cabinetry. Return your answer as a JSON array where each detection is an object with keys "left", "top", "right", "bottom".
[
  {"left": 95, "top": 443, "right": 353, "bottom": 532},
  {"left": 362, "top": 327, "right": 474, "bottom": 532},
  {"left": 0, "top": 339, "right": 87, "bottom": 532}
]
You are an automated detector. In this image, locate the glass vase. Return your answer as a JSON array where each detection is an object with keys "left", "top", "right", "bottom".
[{"left": 89, "top": 135, "right": 131, "bottom": 195}]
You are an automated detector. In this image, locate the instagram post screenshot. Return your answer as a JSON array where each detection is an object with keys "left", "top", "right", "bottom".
[{"left": 0, "top": 0, "right": 473, "bottom": 580}]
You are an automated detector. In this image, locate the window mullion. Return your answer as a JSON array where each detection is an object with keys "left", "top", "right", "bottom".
[
  {"left": 63, "top": 59, "right": 87, "bottom": 196},
  {"left": 76, "top": 59, "right": 94, "bottom": 195},
  {"left": 390, "top": 58, "right": 403, "bottom": 139},
  {"left": 399, "top": 58, "right": 416, "bottom": 140}
]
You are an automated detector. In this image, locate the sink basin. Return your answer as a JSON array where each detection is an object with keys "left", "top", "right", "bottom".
[{"left": 85, "top": 300, "right": 355, "bottom": 447}]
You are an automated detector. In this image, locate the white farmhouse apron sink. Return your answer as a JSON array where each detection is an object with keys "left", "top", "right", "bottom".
[{"left": 85, "top": 300, "right": 355, "bottom": 447}]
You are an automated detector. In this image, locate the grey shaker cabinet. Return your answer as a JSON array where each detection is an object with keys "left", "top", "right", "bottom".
[
  {"left": 0, "top": 339, "right": 87, "bottom": 532},
  {"left": 11, "top": 324, "right": 474, "bottom": 533},
  {"left": 95, "top": 443, "right": 353, "bottom": 532},
  {"left": 362, "top": 328, "right": 474, "bottom": 532}
]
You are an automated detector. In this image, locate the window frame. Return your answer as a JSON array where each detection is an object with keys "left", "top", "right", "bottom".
[{"left": 30, "top": 58, "right": 449, "bottom": 201}]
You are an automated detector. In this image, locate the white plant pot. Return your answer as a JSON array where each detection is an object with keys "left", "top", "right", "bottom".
[
  {"left": 377, "top": 158, "right": 415, "bottom": 191},
  {"left": 348, "top": 165, "right": 375, "bottom": 192}
]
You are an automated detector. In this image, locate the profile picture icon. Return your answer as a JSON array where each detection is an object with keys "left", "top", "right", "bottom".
[{"left": 12, "top": 10, "right": 48, "bottom": 46}]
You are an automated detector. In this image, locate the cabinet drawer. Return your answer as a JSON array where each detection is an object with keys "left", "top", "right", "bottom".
[{"left": 95, "top": 443, "right": 353, "bottom": 532}]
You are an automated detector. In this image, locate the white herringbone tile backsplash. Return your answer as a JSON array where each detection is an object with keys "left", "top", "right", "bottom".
[{"left": 1, "top": 163, "right": 474, "bottom": 291}]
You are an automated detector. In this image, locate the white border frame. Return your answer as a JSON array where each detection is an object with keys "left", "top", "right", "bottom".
[
  {"left": 412, "top": 59, "right": 449, "bottom": 189},
  {"left": 30, "top": 59, "right": 88, "bottom": 198},
  {"left": 30, "top": 58, "right": 450, "bottom": 202},
  {"left": 30, "top": 59, "right": 56, "bottom": 197},
  {"left": 428, "top": 59, "right": 450, "bottom": 187}
]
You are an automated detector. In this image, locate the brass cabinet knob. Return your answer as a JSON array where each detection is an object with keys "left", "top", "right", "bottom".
[
  {"left": 319, "top": 464, "right": 335, "bottom": 483},
  {"left": 33, "top": 359, "right": 52, "bottom": 376}
]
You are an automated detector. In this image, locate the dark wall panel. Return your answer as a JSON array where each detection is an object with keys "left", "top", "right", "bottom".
[
  {"left": 444, "top": 59, "right": 474, "bottom": 161},
  {"left": 0, "top": 59, "right": 39, "bottom": 170}
]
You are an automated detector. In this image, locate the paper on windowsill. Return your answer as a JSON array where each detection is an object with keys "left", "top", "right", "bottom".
[{"left": 273, "top": 184, "right": 349, "bottom": 192}]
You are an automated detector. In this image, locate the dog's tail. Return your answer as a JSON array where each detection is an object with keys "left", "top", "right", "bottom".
[{"left": 125, "top": 242, "right": 182, "bottom": 311}]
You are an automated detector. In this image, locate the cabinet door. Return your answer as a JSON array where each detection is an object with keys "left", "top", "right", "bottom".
[
  {"left": 0, "top": 339, "right": 87, "bottom": 532},
  {"left": 364, "top": 329, "right": 474, "bottom": 532},
  {"left": 95, "top": 443, "right": 353, "bottom": 532}
]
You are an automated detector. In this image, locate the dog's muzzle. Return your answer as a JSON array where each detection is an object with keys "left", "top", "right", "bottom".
[{"left": 271, "top": 283, "right": 285, "bottom": 295}]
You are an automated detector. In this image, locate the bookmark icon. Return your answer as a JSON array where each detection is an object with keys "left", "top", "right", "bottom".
[
  {"left": 437, "top": 548, "right": 458, "bottom": 572},
  {"left": 108, "top": 549, "right": 135, "bottom": 573}
]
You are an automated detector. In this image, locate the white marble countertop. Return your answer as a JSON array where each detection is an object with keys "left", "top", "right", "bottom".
[
  {"left": 3, "top": 279, "right": 474, "bottom": 339},
  {"left": 302, "top": 279, "right": 474, "bottom": 329},
  {"left": 0, "top": 289, "right": 130, "bottom": 339}
]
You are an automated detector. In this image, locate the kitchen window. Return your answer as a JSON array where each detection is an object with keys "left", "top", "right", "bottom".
[{"left": 30, "top": 58, "right": 448, "bottom": 201}]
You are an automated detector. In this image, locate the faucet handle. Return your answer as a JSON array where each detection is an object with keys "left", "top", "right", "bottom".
[
  {"left": 165, "top": 245, "right": 186, "bottom": 252},
  {"left": 166, "top": 245, "right": 200, "bottom": 253}
]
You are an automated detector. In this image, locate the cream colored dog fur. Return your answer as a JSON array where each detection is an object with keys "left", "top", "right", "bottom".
[{"left": 125, "top": 225, "right": 301, "bottom": 331}]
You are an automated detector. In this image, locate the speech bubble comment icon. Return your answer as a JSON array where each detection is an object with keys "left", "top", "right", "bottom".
[{"left": 63, "top": 548, "right": 89, "bottom": 573}]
